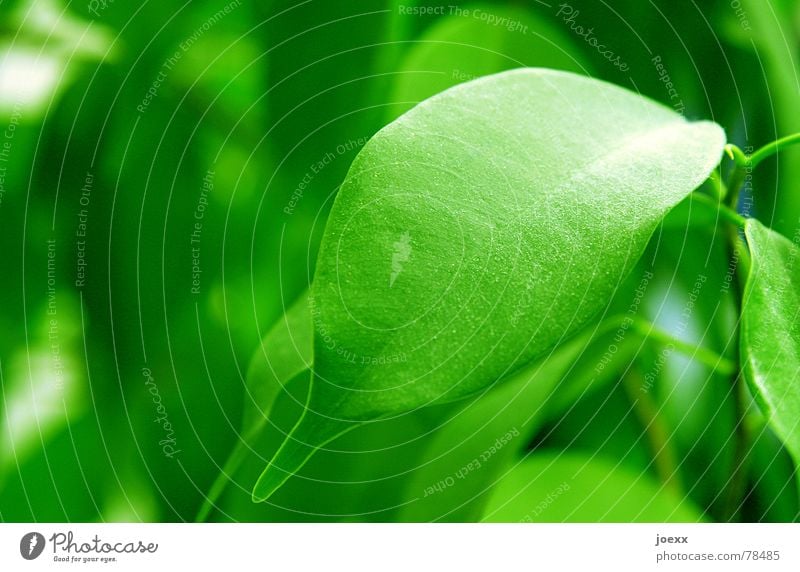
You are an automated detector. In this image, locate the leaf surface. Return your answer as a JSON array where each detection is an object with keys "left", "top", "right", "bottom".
[
  {"left": 742, "top": 219, "right": 800, "bottom": 466},
  {"left": 481, "top": 452, "right": 704, "bottom": 522},
  {"left": 253, "top": 68, "right": 725, "bottom": 501}
]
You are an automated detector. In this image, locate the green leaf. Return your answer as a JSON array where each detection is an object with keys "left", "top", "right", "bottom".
[
  {"left": 253, "top": 68, "right": 725, "bottom": 502},
  {"left": 742, "top": 219, "right": 800, "bottom": 466},
  {"left": 744, "top": 412, "right": 800, "bottom": 522},
  {"left": 196, "top": 292, "right": 313, "bottom": 522},
  {"left": 481, "top": 452, "right": 705, "bottom": 522},
  {"left": 243, "top": 292, "right": 313, "bottom": 435}
]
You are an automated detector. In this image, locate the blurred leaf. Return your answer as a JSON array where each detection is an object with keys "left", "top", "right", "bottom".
[
  {"left": 0, "top": 294, "right": 85, "bottom": 478},
  {"left": 388, "top": 3, "right": 588, "bottom": 119},
  {"left": 172, "top": 30, "right": 268, "bottom": 138},
  {"left": 398, "top": 322, "right": 642, "bottom": 522},
  {"left": 0, "top": 0, "right": 113, "bottom": 115},
  {"left": 253, "top": 68, "right": 725, "bottom": 501},
  {"left": 482, "top": 451, "right": 705, "bottom": 522},
  {"left": 741, "top": 0, "right": 800, "bottom": 236},
  {"left": 741, "top": 219, "right": 800, "bottom": 468}
]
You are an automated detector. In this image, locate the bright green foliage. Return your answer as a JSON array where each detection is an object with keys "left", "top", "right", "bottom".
[
  {"left": 742, "top": 219, "right": 800, "bottom": 465},
  {"left": 388, "top": 4, "right": 587, "bottom": 119},
  {"left": 313, "top": 69, "right": 724, "bottom": 421},
  {"left": 482, "top": 452, "right": 705, "bottom": 522},
  {"left": 6, "top": 0, "right": 800, "bottom": 525}
]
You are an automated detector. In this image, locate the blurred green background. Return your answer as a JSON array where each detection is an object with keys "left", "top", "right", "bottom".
[{"left": 0, "top": 0, "right": 798, "bottom": 522}]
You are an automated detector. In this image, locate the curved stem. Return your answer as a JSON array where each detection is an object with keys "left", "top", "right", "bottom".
[
  {"left": 725, "top": 143, "right": 749, "bottom": 168},
  {"left": 602, "top": 314, "right": 736, "bottom": 376},
  {"left": 723, "top": 134, "right": 800, "bottom": 209},
  {"left": 622, "top": 366, "right": 683, "bottom": 497},
  {"left": 749, "top": 133, "right": 800, "bottom": 169},
  {"left": 724, "top": 144, "right": 750, "bottom": 210},
  {"left": 691, "top": 192, "right": 746, "bottom": 229},
  {"left": 707, "top": 170, "right": 728, "bottom": 201}
]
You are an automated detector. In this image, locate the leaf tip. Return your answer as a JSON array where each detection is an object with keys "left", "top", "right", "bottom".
[
  {"left": 250, "top": 411, "right": 359, "bottom": 503},
  {"left": 251, "top": 464, "right": 292, "bottom": 503},
  {"left": 250, "top": 427, "right": 315, "bottom": 503}
]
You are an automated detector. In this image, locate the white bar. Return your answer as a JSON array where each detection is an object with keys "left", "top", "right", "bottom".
[{"left": 1, "top": 523, "right": 798, "bottom": 571}]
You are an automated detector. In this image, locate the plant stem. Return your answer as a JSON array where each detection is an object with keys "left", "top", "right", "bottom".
[
  {"left": 721, "top": 222, "right": 751, "bottom": 521},
  {"left": 603, "top": 314, "right": 736, "bottom": 375},
  {"left": 622, "top": 366, "right": 683, "bottom": 497},
  {"left": 630, "top": 320, "right": 734, "bottom": 376},
  {"left": 707, "top": 170, "right": 727, "bottom": 201},
  {"left": 691, "top": 192, "right": 746, "bottom": 229},
  {"left": 749, "top": 133, "right": 800, "bottom": 168},
  {"left": 724, "top": 373, "right": 755, "bottom": 521},
  {"left": 724, "top": 144, "right": 750, "bottom": 210},
  {"left": 723, "top": 133, "right": 800, "bottom": 210}
]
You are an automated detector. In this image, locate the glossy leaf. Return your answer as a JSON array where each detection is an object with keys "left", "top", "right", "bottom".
[
  {"left": 253, "top": 68, "right": 725, "bottom": 501},
  {"left": 741, "top": 219, "right": 800, "bottom": 465}
]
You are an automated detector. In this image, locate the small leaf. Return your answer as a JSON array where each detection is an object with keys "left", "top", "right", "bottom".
[
  {"left": 741, "top": 219, "right": 800, "bottom": 466},
  {"left": 243, "top": 292, "right": 313, "bottom": 435},
  {"left": 197, "top": 292, "right": 313, "bottom": 521},
  {"left": 253, "top": 68, "right": 725, "bottom": 501},
  {"left": 481, "top": 452, "right": 705, "bottom": 522}
]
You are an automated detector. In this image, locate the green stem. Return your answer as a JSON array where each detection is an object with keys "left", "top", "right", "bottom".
[
  {"left": 603, "top": 314, "right": 736, "bottom": 376},
  {"left": 749, "top": 133, "right": 800, "bottom": 169},
  {"left": 724, "top": 373, "right": 754, "bottom": 521},
  {"left": 723, "top": 133, "right": 800, "bottom": 210},
  {"left": 691, "top": 192, "right": 746, "bottom": 229},
  {"left": 707, "top": 170, "right": 727, "bottom": 201},
  {"left": 721, "top": 222, "right": 751, "bottom": 521},
  {"left": 622, "top": 366, "right": 683, "bottom": 497},
  {"left": 724, "top": 144, "right": 750, "bottom": 210},
  {"left": 632, "top": 319, "right": 736, "bottom": 376}
]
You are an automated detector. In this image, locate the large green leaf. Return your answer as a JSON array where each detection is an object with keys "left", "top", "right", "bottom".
[
  {"left": 481, "top": 452, "right": 704, "bottom": 522},
  {"left": 253, "top": 68, "right": 725, "bottom": 501},
  {"left": 742, "top": 219, "right": 800, "bottom": 466}
]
